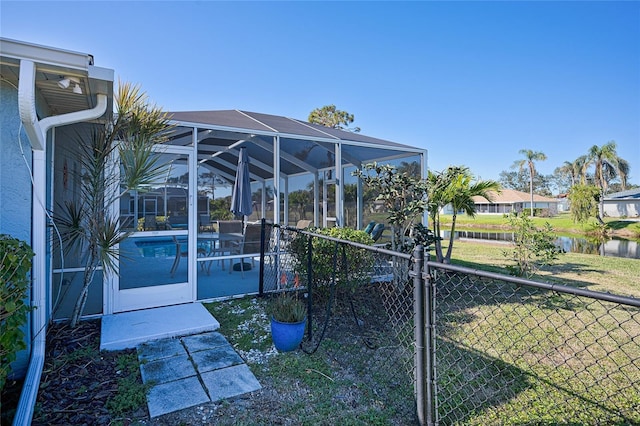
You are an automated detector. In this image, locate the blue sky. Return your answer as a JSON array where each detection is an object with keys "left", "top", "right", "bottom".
[{"left": 2, "top": 1, "right": 639, "bottom": 188}]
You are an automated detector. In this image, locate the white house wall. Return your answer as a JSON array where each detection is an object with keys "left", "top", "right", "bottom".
[{"left": 603, "top": 200, "right": 640, "bottom": 218}]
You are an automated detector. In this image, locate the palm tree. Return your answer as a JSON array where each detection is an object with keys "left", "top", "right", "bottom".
[
  {"left": 586, "top": 141, "right": 628, "bottom": 223},
  {"left": 57, "top": 82, "right": 172, "bottom": 327},
  {"left": 573, "top": 155, "right": 589, "bottom": 185},
  {"left": 428, "top": 167, "right": 500, "bottom": 263},
  {"left": 556, "top": 161, "right": 576, "bottom": 187},
  {"left": 514, "top": 149, "right": 547, "bottom": 216},
  {"left": 616, "top": 158, "right": 630, "bottom": 190}
]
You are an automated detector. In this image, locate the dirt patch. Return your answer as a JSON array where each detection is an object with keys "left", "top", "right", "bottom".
[{"left": 4, "top": 287, "right": 417, "bottom": 425}]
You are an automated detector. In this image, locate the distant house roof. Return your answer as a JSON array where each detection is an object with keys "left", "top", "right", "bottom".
[
  {"left": 604, "top": 189, "right": 640, "bottom": 200},
  {"left": 472, "top": 189, "right": 558, "bottom": 204}
]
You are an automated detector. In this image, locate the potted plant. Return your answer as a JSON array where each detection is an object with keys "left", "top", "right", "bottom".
[{"left": 269, "top": 275, "right": 307, "bottom": 352}]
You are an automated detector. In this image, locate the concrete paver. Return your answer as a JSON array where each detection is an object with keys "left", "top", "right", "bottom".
[
  {"left": 201, "top": 364, "right": 262, "bottom": 402},
  {"left": 140, "top": 354, "right": 196, "bottom": 384},
  {"left": 138, "top": 337, "right": 186, "bottom": 362},
  {"left": 182, "top": 332, "right": 230, "bottom": 352},
  {"left": 191, "top": 346, "right": 244, "bottom": 373},
  {"left": 137, "top": 331, "right": 261, "bottom": 418},
  {"left": 146, "top": 376, "right": 210, "bottom": 418}
]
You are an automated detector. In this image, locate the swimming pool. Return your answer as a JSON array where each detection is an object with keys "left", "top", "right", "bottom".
[{"left": 132, "top": 238, "right": 210, "bottom": 258}]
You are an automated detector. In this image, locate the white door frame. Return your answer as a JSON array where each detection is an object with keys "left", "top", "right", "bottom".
[{"left": 109, "top": 144, "right": 196, "bottom": 314}]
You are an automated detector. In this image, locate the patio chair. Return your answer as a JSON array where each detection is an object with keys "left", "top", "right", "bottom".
[
  {"left": 371, "top": 223, "right": 385, "bottom": 242},
  {"left": 144, "top": 214, "right": 157, "bottom": 231},
  {"left": 295, "top": 219, "right": 312, "bottom": 229},
  {"left": 168, "top": 215, "right": 188, "bottom": 230},
  {"left": 363, "top": 221, "right": 376, "bottom": 234},
  {"left": 232, "top": 223, "right": 264, "bottom": 278},
  {"left": 216, "top": 220, "right": 244, "bottom": 270},
  {"left": 170, "top": 236, "right": 207, "bottom": 277},
  {"left": 218, "top": 220, "right": 243, "bottom": 234},
  {"left": 199, "top": 214, "right": 214, "bottom": 231}
]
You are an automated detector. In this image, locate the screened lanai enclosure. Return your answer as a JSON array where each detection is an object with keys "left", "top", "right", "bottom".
[{"left": 53, "top": 109, "right": 426, "bottom": 318}]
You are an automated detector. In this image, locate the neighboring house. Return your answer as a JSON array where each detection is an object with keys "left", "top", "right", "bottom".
[
  {"left": 603, "top": 189, "right": 640, "bottom": 218},
  {"left": 556, "top": 194, "right": 569, "bottom": 213},
  {"left": 1, "top": 37, "right": 428, "bottom": 423},
  {"left": 442, "top": 189, "right": 559, "bottom": 216}
]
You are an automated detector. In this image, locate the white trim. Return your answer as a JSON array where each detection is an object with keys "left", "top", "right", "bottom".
[
  {"left": 112, "top": 146, "right": 195, "bottom": 313},
  {"left": 1, "top": 37, "right": 93, "bottom": 71}
]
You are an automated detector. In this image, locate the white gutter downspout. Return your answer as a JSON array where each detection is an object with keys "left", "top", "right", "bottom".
[{"left": 13, "top": 59, "right": 108, "bottom": 426}]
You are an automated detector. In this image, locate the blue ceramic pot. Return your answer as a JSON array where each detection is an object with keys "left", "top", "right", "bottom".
[{"left": 270, "top": 316, "right": 306, "bottom": 352}]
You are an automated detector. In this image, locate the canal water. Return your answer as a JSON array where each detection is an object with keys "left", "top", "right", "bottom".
[{"left": 442, "top": 230, "right": 640, "bottom": 260}]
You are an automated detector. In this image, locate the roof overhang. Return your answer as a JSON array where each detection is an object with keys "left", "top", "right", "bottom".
[{"left": 1, "top": 37, "right": 114, "bottom": 149}]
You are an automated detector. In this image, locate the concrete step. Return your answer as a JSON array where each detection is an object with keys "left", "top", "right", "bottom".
[{"left": 100, "top": 303, "right": 219, "bottom": 351}]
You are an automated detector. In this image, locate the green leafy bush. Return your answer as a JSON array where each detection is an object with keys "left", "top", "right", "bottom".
[
  {"left": 0, "top": 235, "right": 34, "bottom": 392},
  {"left": 502, "top": 213, "right": 562, "bottom": 278},
  {"left": 289, "top": 227, "right": 375, "bottom": 294}
]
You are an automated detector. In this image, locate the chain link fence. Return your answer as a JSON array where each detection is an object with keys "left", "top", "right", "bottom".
[
  {"left": 256, "top": 222, "right": 640, "bottom": 425},
  {"left": 260, "top": 223, "right": 419, "bottom": 423},
  {"left": 426, "top": 262, "right": 640, "bottom": 425}
]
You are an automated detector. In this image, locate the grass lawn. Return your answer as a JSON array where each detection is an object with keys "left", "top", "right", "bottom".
[
  {"left": 440, "top": 212, "right": 640, "bottom": 238},
  {"left": 435, "top": 240, "right": 640, "bottom": 424},
  {"left": 203, "top": 238, "right": 640, "bottom": 425},
  {"left": 448, "top": 239, "right": 640, "bottom": 298},
  {"left": 205, "top": 294, "right": 416, "bottom": 425}
]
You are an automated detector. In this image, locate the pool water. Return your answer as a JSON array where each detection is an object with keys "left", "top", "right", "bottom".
[
  {"left": 134, "top": 238, "right": 177, "bottom": 258},
  {"left": 133, "top": 238, "right": 210, "bottom": 258}
]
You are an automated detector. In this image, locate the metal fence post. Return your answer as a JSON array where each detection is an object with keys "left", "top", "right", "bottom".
[
  {"left": 306, "top": 233, "right": 313, "bottom": 340},
  {"left": 258, "top": 218, "right": 266, "bottom": 295},
  {"left": 413, "top": 245, "right": 427, "bottom": 425},
  {"left": 423, "top": 250, "right": 435, "bottom": 426}
]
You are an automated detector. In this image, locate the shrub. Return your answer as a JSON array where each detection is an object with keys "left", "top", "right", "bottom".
[
  {"left": 502, "top": 213, "right": 562, "bottom": 278},
  {"left": 289, "top": 227, "right": 375, "bottom": 295},
  {"left": 584, "top": 221, "right": 609, "bottom": 238},
  {"left": 0, "top": 235, "right": 34, "bottom": 392}
]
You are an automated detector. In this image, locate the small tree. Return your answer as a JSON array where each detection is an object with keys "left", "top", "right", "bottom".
[
  {"left": 56, "top": 82, "right": 172, "bottom": 327},
  {"left": 288, "top": 189, "right": 311, "bottom": 221},
  {"left": 308, "top": 105, "right": 360, "bottom": 132},
  {"left": 568, "top": 184, "right": 601, "bottom": 224},
  {"left": 586, "top": 141, "right": 629, "bottom": 223},
  {"left": 428, "top": 166, "right": 500, "bottom": 263},
  {"left": 503, "top": 212, "right": 562, "bottom": 278},
  {"left": 352, "top": 162, "right": 428, "bottom": 252}
]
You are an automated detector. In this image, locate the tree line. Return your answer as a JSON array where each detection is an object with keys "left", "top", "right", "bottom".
[
  {"left": 501, "top": 142, "right": 632, "bottom": 197},
  {"left": 501, "top": 142, "right": 634, "bottom": 224}
]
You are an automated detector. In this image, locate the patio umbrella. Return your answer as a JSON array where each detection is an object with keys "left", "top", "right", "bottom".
[{"left": 230, "top": 147, "right": 253, "bottom": 219}]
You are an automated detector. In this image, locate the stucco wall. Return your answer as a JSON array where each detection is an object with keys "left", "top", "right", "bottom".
[
  {"left": 603, "top": 200, "right": 640, "bottom": 218},
  {"left": 0, "top": 80, "right": 33, "bottom": 379}
]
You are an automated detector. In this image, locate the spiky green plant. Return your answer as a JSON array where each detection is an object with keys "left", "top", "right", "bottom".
[{"left": 56, "top": 81, "right": 172, "bottom": 327}]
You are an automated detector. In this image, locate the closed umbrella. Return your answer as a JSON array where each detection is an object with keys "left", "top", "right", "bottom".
[
  {"left": 230, "top": 147, "right": 253, "bottom": 218},
  {"left": 230, "top": 147, "right": 253, "bottom": 272}
]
